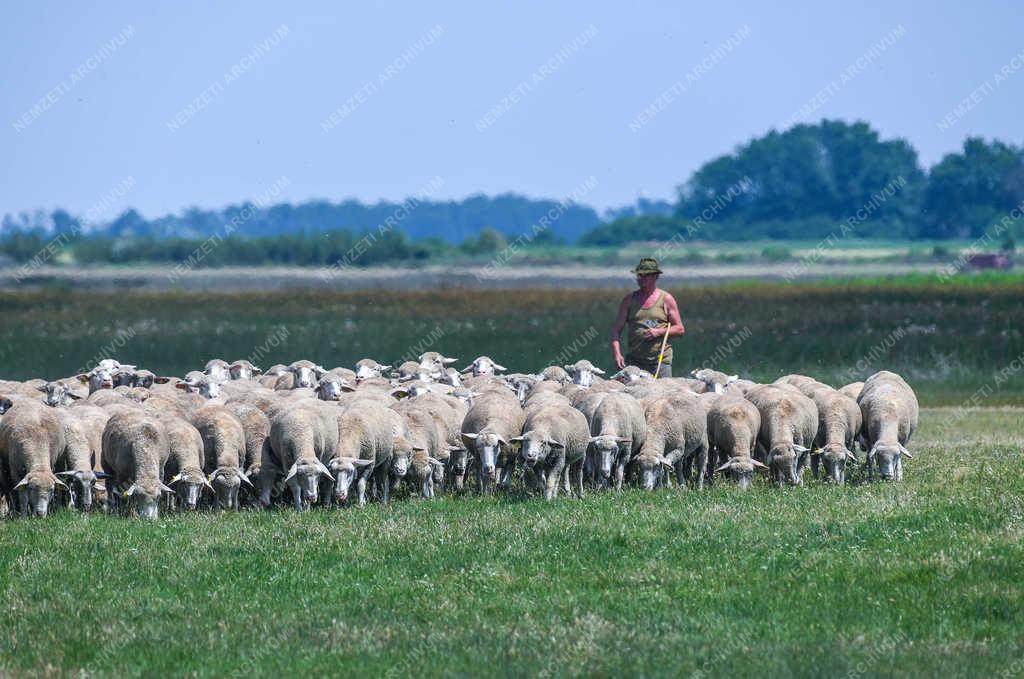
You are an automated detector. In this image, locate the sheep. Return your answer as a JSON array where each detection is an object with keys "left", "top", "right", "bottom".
[
  {"left": 53, "top": 408, "right": 107, "bottom": 511},
  {"left": 75, "top": 365, "right": 117, "bottom": 394},
  {"left": 461, "top": 356, "right": 507, "bottom": 377},
  {"left": 392, "top": 403, "right": 447, "bottom": 499},
  {"left": 401, "top": 393, "right": 470, "bottom": 489},
  {"left": 857, "top": 371, "right": 919, "bottom": 481},
  {"left": 691, "top": 368, "right": 739, "bottom": 393},
  {"left": 328, "top": 401, "right": 402, "bottom": 505},
  {"left": 274, "top": 360, "right": 328, "bottom": 390},
  {"left": 804, "top": 386, "right": 862, "bottom": 484},
  {"left": 563, "top": 359, "right": 606, "bottom": 388},
  {"left": 708, "top": 395, "right": 766, "bottom": 489},
  {"left": 587, "top": 392, "right": 646, "bottom": 490},
  {"left": 418, "top": 351, "right": 458, "bottom": 375},
  {"left": 204, "top": 359, "right": 231, "bottom": 382},
  {"left": 190, "top": 405, "right": 251, "bottom": 509},
  {"left": 59, "top": 404, "right": 111, "bottom": 507},
  {"left": 539, "top": 366, "right": 571, "bottom": 383},
  {"left": 37, "top": 380, "right": 82, "bottom": 407},
  {"left": 636, "top": 393, "right": 709, "bottom": 490},
  {"left": 229, "top": 360, "right": 262, "bottom": 380},
  {"left": 511, "top": 404, "right": 589, "bottom": 500},
  {"left": 175, "top": 374, "right": 222, "bottom": 399},
  {"left": 354, "top": 358, "right": 391, "bottom": 382},
  {"left": 439, "top": 368, "right": 462, "bottom": 388},
  {"left": 222, "top": 402, "right": 271, "bottom": 487},
  {"left": 745, "top": 385, "right": 818, "bottom": 486},
  {"left": 461, "top": 390, "right": 525, "bottom": 493},
  {"left": 158, "top": 413, "right": 210, "bottom": 510},
  {"left": 263, "top": 401, "right": 338, "bottom": 510},
  {"left": 0, "top": 402, "right": 68, "bottom": 516},
  {"left": 101, "top": 410, "right": 173, "bottom": 519},
  {"left": 609, "top": 366, "right": 653, "bottom": 384},
  {"left": 314, "top": 374, "right": 356, "bottom": 401}
]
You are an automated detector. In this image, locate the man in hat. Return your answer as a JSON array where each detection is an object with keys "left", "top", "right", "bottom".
[{"left": 609, "top": 258, "right": 685, "bottom": 377}]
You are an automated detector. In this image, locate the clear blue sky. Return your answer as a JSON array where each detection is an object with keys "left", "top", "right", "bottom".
[{"left": 2, "top": 1, "right": 1021, "bottom": 222}]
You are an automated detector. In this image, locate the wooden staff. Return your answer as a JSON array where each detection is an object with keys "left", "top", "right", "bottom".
[{"left": 654, "top": 323, "right": 671, "bottom": 379}]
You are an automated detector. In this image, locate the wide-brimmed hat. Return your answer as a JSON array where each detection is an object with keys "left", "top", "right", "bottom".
[{"left": 631, "top": 258, "right": 663, "bottom": 275}]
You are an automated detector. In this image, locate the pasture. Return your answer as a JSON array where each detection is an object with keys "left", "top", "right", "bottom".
[{"left": 1, "top": 277, "right": 1022, "bottom": 677}]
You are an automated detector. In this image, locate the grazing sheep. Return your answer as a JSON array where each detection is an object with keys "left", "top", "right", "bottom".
[
  {"left": 461, "top": 390, "right": 526, "bottom": 493},
  {"left": 158, "top": 414, "right": 210, "bottom": 510},
  {"left": 263, "top": 402, "right": 338, "bottom": 510},
  {"left": 512, "top": 405, "right": 589, "bottom": 500},
  {"left": 222, "top": 402, "right": 271, "bottom": 485},
  {"left": 0, "top": 402, "right": 68, "bottom": 516},
  {"left": 587, "top": 392, "right": 646, "bottom": 490},
  {"left": 53, "top": 409, "right": 107, "bottom": 511},
  {"left": 708, "top": 395, "right": 765, "bottom": 489},
  {"left": 539, "top": 366, "right": 571, "bottom": 384},
  {"left": 636, "top": 393, "right": 709, "bottom": 490},
  {"left": 392, "top": 403, "right": 447, "bottom": 499},
  {"left": 857, "top": 371, "right": 919, "bottom": 481},
  {"left": 190, "top": 405, "right": 250, "bottom": 509},
  {"left": 804, "top": 386, "right": 862, "bottom": 484},
  {"left": 329, "top": 401, "right": 401, "bottom": 505},
  {"left": 746, "top": 385, "right": 818, "bottom": 486},
  {"left": 101, "top": 411, "right": 173, "bottom": 519}
]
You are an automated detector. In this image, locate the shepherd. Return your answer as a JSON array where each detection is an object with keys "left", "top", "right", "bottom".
[{"left": 609, "top": 258, "right": 685, "bottom": 378}]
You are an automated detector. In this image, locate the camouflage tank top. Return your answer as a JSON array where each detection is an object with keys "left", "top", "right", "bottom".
[{"left": 626, "top": 290, "right": 672, "bottom": 364}]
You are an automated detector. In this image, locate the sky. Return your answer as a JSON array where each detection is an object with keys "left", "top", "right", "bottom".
[{"left": 2, "top": 1, "right": 1022, "bottom": 223}]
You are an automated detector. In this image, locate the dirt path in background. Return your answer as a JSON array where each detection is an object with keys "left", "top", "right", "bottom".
[{"left": 0, "top": 262, "right": 947, "bottom": 291}]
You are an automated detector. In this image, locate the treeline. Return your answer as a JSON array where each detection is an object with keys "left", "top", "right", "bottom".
[
  {"left": 0, "top": 227, "right": 523, "bottom": 268},
  {"left": 584, "top": 122, "right": 1024, "bottom": 244}
]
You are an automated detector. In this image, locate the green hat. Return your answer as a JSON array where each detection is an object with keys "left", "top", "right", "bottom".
[{"left": 631, "top": 258, "right": 663, "bottom": 275}]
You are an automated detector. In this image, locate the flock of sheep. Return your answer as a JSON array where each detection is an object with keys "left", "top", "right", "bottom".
[{"left": 0, "top": 352, "right": 919, "bottom": 518}]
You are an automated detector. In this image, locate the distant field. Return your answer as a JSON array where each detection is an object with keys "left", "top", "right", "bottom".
[
  {"left": 1, "top": 407, "right": 1022, "bottom": 677},
  {"left": 1, "top": 276, "right": 1021, "bottom": 405}
]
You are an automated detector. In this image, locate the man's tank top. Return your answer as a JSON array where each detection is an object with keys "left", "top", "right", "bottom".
[{"left": 626, "top": 289, "right": 672, "bottom": 364}]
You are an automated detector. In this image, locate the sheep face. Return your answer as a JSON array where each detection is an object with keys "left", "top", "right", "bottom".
[
  {"left": 513, "top": 432, "right": 563, "bottom": 470},
  {"left": 354, "top": 363, "right": 386, "bottom": 381},
  {"left": 636, "top": 457, "right": 665, "bottom": 491},
  {"left": 284, "top": 462, "right": 329, "bottom": 509},
  {"left": 39, "top": 381, "right": 76, "bottom": 406},
  {"left": 14, "top": 472, "right": 61, "bottom": 517},
  {"left": 819, "top": 444, "right": 858, "bottom": 484},
  {"left": 204, "top": 361, "right": 231, "bottom": 383},
  {"left": 767, "top": 444, "right": 801, "bottom": 487},
  {"left": 229, "top": 362, "right": 260, "bottom": 380},
  {"left": 869, "top": 443, "right": 903, "bottom": 481},
  {"left": 124, "top": 481, "right": 170, "bottom": 520},
  {"left": 59, "top": 470, "right": 100, "bottom": 511},
  {"left": 315, "top": 377, "right": 352, "bottom": 401},
  {"left": 589, "top": 435, "right": 629, "bottom": 487},
  {"left": 170, "top": 469, "right": 208, "bottom": 510},
  {"left": 210, "top": 468, "right": 242, "bottom": 509},
  {"left": 715, "top": 457, "right": 767, "bottom": 490},
  {"left": 465, "top": 432, "right": 504, "bottom": 482},
  {"left": 447, "top": 446, "right": 468, "bottom": 490},
  {"left": 291, "top": 366, "right": 318, "bottom": 389},
  {"left": 329, "top": 457, "right": 372, "bottom": 503}
]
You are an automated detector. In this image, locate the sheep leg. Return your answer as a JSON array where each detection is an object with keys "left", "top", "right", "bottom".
[
  {"left": 694, "top": 445, "right": 707, "bottom": 490},
  {"left": 562, "top": 465, "right": 571, "bottom": 494},
  {"left": 811, "top": 454, "right": 820, "bottom": 479},
  {"left": 571, "top": 459, "right": 584, "bottom": 498},
  {"left": 545, "top": 464, "right": 563, "bottom": 500}
]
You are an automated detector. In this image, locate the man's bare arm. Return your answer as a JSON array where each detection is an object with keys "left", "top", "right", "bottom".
[{"left": 662, "top": 293, "right": 685, "bottom": 338}]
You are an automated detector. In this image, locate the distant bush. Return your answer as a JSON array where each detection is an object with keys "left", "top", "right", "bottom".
[{"left": 760, "top": 245, "right": 792, "bottom": 261}]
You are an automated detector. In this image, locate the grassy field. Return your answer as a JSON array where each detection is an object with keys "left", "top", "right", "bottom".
[
  {"left": 1, "top": 407, "right": 1022, "bottom": 677},
  {"left": 1, "top": 276, "right": 1022, "bottom": 405}
]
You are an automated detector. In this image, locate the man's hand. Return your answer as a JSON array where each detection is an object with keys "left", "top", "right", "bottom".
[
  {"left": 614, "top": 351, "right": 626, "bottom": 370},
  {"left": 641, "top": 327, "right": 662, "bottom": 340}
]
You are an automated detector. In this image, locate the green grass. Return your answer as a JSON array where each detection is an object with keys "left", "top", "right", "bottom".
[
  {"left": 2, "top": 278, "right": 1022, "bottom": 405},
  {"left": 2, "top": 408, "right": 1022, "bottom": 677}
]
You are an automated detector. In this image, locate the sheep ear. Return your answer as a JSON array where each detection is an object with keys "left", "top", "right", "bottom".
[
  {"left": 76, "top": 374, "right": 90, "bottom": 384},
  {"left": 36, "top": 384, "right": 48, "bottom": 392},
  {"left": 462, "top": 432, "right": 478, "bottom": 441},
  {"left": 811, "top": 448, "right": 823, "bottom": 456},
  {"left": 353, "top": 459, "right": 374, "bottom": 468},
  {"left": 169, "top": 473, "right": 183, "bottom": 484},
  {"left": 159, "top": 482, "right": 175, "bottom": 494},
  {"left": 283, "top": 464, "right": 298, "bottom": 483},
  {"left": 153, "top": 376, "right": 172, "bottom": 384},
  {"left": 509, "top": 436, "right": 523, "bottom": 443},
  {"left": 845, "top": 449, "right": 859, "bottom": 464},
  {"left": 14, "top": 476, "right": 29, "bottom": 490},
  {"left": 238, "top": 471, "right": 255, "bottom": 487},
  {"left": 53, "top": 477, "right": 69, "bottom": 490},
  {"left": 68, "top": 392, "right": 82, "bottom": 400},
  {"left": 427, "top": 457, "right": 444, "bottom": 468},
  {"left": 592, "top": 366, "right": 605, "bottom": 375},
  {"left": 899, "top": 444, "right": 913, "bottom": 459},
  {"left": 794, "top": 444, "right": 810, "bottom": 453},
  {"left": 546, "top": 439, "right": 564, "bottom": 449},
  {"left": 124, "top": 484, "right": 137, "bottom": 497},
  {"left": 715, "top": 461, "right": 734, "bottom": 472},
  {"left": 751, "top": 459, "right": 770, "bottom": 471},
  {"left": 492, "top": 363, "right": 507, "bottom": 372}
]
